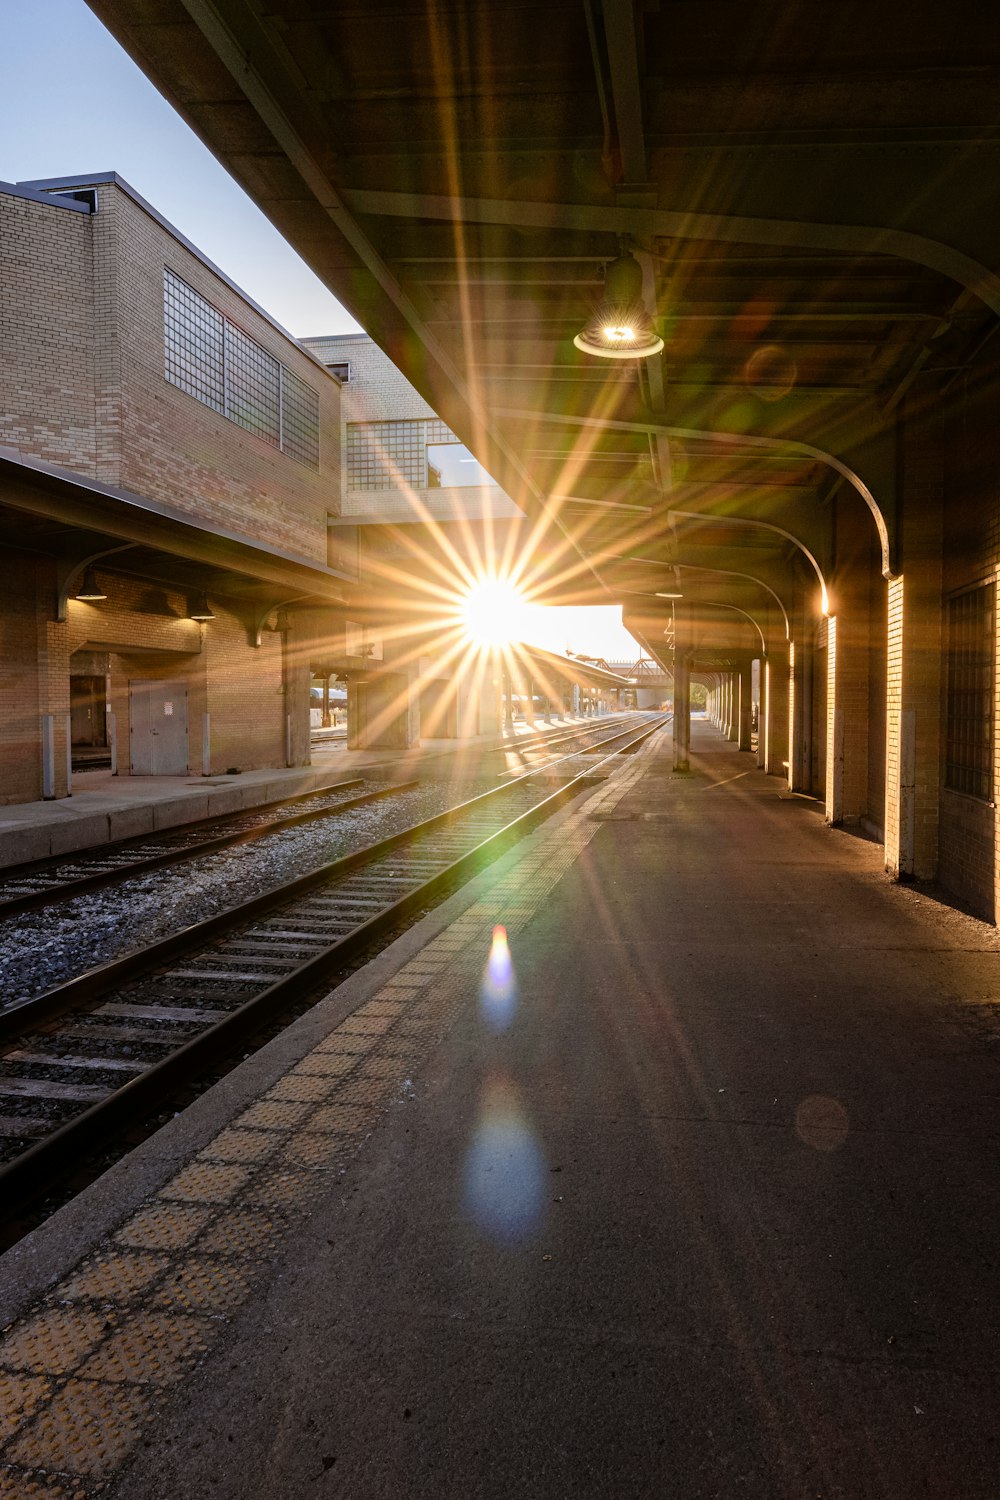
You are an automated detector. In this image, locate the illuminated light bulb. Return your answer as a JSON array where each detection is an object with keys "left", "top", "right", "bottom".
[{"left": 575, "top": 251, "right": 664, "bottom": 360}]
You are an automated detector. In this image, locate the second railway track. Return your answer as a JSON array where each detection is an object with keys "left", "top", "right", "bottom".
[
  {"left": 0, "top": 715, "right": 666, "bottom": 1222},
  {"left": 0, "top": 713, "right": 656, "bottom": 918}
]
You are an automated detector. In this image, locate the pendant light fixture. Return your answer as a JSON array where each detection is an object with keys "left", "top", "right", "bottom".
[
  {"left": 189, "top": 592, "right": 216, "bottom": 621},
  {"left": 74, "top": 568, "right": 107, "bottom": 601},
  {"left": 574, "top": 247, "right": 664, "bottom": 360}
]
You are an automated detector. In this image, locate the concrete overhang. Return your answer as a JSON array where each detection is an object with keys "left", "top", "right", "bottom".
[
  {"left": 85, "top": 0, "right": 1000, "bottom": 651},
  {"left": 0, "top": 446, "right": 353, "bottom": 611},
  {"left": 518, "top": 644, "right": 632, "bottom": 690}
]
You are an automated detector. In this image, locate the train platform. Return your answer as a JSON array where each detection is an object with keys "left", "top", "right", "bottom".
[
  {"left": 0, "top": 715, "right": 591, "bottom": 871},
  {"left": 1, "top": 719, "right": 998, "bottom": 1497}
]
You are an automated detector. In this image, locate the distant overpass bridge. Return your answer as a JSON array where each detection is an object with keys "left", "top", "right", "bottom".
[{"left": 600, "top": 659, "right": 673, "bottom": 706}]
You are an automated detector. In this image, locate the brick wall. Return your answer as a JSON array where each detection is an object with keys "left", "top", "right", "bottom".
[
  {"left": 302, "top": 332, "right": 520, "bottom": 525},
  {"left": 884, "top": 575, "right": 904, "bottom": 875},
  {"left": 0, "top": 191, "right": 97, "bottom": 474},
  {"left": 107, "top": 188, "right": 340, "bottom": 560},
  {"left": 832, "top": 493, "right": 880, "bottom": 823},
  {"left": 1, "top": 179, "right": 342, "bottom": 561},
  {"left": 0, "top": 178, "right": 346, "bottom": 802},
  {"left": 866, "top": 557, "right": 888, "bottom": 840},
  {"left": 936, "top": 359, "right": 1000, "bottom": 917},
  {"left": 0, "top": 554, "right": 49, "bottom": 804}
]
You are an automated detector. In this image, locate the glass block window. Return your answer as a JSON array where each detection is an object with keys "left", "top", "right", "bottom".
[
  {"left": 347, "top": 420, "right": 427, "bottom": 489},
  {"left": 163, "top": 268, "right": 320, "bottom": 469},
  {"left": 164, "top": 268, "right": 223, "bottom": 412},
  {"left": 946, "top": 584, "right": 994, "bottom": 800},
  {"left": 346, "top": 417, "right": 486, "bottom": 490},
  {"left": 281, "top": 368, "right": 320, "bottom": 469},
  {"left": 224, "top": 321, "right": 280, "bottom": 447}
]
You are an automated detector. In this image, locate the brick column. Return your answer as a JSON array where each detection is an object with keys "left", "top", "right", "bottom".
[
  {"left": 737, "top": 658, "right": 753, "bottom": 751},
  {"left": 36, "top": 557, "right": 72, "bottom": 799},
  {"left": 788, "top": 640, "right": 808, "bottom": 791},
  {"left": 884, "top": 412, "right": 944, "bottom": 880},
  {"left": 829, "top": 495, "right": 878, "bottom": 825},
  {"left": 282, "top": 624, "right": 312, "bottom": 766},
  {"left": 756, "top": 661, "right": 767, "bottom": 769},
  {"left": 764, "top": 647, "right": 789, "bottom": 779},
  {"left": 673, "top": 609, "right": 691, "bottom": 771}
]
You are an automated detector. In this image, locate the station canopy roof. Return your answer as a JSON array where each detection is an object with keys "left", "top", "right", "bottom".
[{"left": 89, "top": 0, "right": 1000, "bottom": 675}]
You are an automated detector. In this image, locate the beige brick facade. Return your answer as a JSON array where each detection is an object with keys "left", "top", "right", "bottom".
[{"left": 0, "top": 175, "right": 345, "bottom": 803}]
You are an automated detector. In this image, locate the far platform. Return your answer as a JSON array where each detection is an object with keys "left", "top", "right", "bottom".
[{"left": 0, "top": 714, "right": 606, "bottom": 870}]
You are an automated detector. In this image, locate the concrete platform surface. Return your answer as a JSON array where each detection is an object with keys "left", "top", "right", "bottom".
[
  {"left": 0, "top": 715, "right": 595, "bottom": 870},
  {"left": 0, "top": 721, "right": 997, "bottom": 1497}
]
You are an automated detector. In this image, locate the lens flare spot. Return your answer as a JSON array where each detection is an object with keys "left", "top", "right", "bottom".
[
  {"left": 744, "top": 344, "right": 798, "bottom": 402},
  {"left": 731, "top": 297, "right": 776, "bottom": 342},
  {"left": 464, "top": 1076, "right": 546, "bottom": 1246},
  {"left": 795, "top": 1094, "right": 850, "bottom": 1152},
  {"left": 481, "top": 923, "right": 517, "bottom": 1032}
]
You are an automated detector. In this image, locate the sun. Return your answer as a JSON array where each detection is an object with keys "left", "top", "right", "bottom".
[{"left": 459, "top": 577, "right": 527, "bottom": 649}]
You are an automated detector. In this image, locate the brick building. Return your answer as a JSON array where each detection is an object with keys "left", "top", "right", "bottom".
[
  {"left": 0, "top": 171, "right": 358, "bottom": 803},
  {"left": 1, "top": 175, "right": 518, "bottom": 802},
  {"left": 301, "top": 333, "right": 526, "bottom": 744}
]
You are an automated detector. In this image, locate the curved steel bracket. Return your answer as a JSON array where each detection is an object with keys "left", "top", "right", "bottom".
[
  {"left": 691, "top": 600, "right": 768, "bottom": 659},
  {"left": 252, "top": 595, "right": 313, "bottom": 647},
  {"left": 670, "top": 508, "right": 830, "bottom": 615},
  {"left": 676, "top": 565, "right": 791, "bottom": 641},
  {"left": 666, "top": 425, "right": 896, "bottom": 581},
  {"left": 352, "top": 188, "right": 1000, "bottom": 319},
  {"left": 56, "top": 545, "right": 137, "bottom": 622},
  {"left": 498, "top": 408, "right": 897, "bottom": 581}
]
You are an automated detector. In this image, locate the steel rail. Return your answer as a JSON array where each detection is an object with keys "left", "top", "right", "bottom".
[
  {"left": 0, "top": 716, "right": 650, "bottom": 917},
  {"left": 0, "top": 776, "right": 364, "bottom": 884},
  {"left": 0, "top": 717, "right": 665, "bottom": 1214},
  {"left": 0, "top": 780, "right": 415, "bottom": 919}
]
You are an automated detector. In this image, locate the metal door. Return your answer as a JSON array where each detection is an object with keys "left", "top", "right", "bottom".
[{"left": 129, "top": 680, "right": 189, "bottom": 775}]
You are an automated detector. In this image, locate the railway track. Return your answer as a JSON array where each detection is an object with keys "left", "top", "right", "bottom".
[
  {"left": 0, "top": 715, "right": 665, "bottom": 1216},
  {"left": 0, "top": 714, "right": 653, "bottom": 918}
]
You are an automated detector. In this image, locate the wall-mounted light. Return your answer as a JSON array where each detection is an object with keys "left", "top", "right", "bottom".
[
  {"left": 75, "top": 568, "right": 107, "bottom": 602},
  {"left": 574, "top": 249, "right": 664, "bottom": 360},
  {"left": 189, "top": 592, "right": 216, "bottom": 621},
  {"left": 655, "top": 591, "right": 684, "bottom": 599}
]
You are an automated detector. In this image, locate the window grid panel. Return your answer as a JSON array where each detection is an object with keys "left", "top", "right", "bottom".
[
  {"left": 164, "top": 268, "right": 320, "bottom": 467},
  {"left": 281, "top": 367, "right": 320, "bottom": 470},
  {"left": 946, "top": 584, "right": 995, "bottom": 801},
  {"left": 346, "top": 421, "right": 423, "bottom": 489},
  {"left": 346, "top": 419, "right": 458, "bottom": 490},
  {"left": 224, "top": 321, "right": 280, "bottom": 448},
  {"left": 164, "top": 269, "right": 224, "bottom": 412}
]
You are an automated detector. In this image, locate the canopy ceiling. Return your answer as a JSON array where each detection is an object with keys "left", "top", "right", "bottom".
[{"left": 87, "top": 0, "right": 1000, "bottom": 671}]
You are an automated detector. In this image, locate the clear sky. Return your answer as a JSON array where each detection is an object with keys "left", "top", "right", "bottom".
[
  {"left": 0, "top": 0, "right": 360, "bottom": 339},
  {"left": 0, "top": 0, "right": 642, "bottom": 661}
]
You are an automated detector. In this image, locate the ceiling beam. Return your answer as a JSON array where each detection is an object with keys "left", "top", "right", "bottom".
[
  {"left": 169, "top": 0, "right": 608, "bottom": 597},
  {"left": 600, "top": 0, "right": 648, "bottom": 185},
  {"left": 345, "top": 188, "right": 1000, "bottom": 316},
  {"left": 498, "top": 407, "right": 896, "bottom": 579}
]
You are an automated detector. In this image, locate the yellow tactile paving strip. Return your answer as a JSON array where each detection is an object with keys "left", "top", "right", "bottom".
[{"left": 0, "top": 744, "right": 655, "bottom": 1494}]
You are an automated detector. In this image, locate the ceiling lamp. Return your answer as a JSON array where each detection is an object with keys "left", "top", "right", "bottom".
[
  {"left": 75, "top": 568, "right": 107, "bottom": 602},
  {"left": 574, "top": 250, "right": 664, "bottom": 360},
  {"left": 189, "top": 592, "right": 216, "bottom": 621}
]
